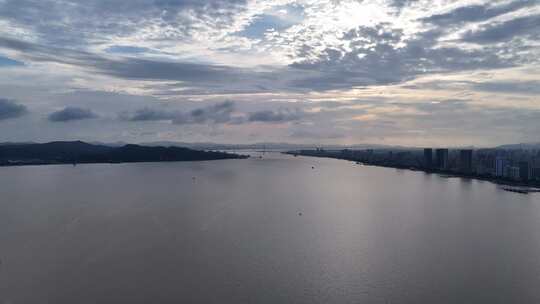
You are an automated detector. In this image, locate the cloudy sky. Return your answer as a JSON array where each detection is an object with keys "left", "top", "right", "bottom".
[{"left": 0, "top": 0, "right": 539, "bottom": 146}]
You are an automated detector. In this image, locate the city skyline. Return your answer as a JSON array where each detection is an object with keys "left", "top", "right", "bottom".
[
  {"left": 292, "top": 144, "right": 540, "bottom": 187},
  {"left": 0, "top": 0, "right": 539, "bottom": 145}
]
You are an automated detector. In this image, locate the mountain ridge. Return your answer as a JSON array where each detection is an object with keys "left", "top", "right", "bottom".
[{"left": 0, "top": 141, "right": 247, "bottom": 166}]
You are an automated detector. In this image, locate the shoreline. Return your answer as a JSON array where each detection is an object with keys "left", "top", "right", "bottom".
[
  {"left": 0, "top": 155, "right": 249, "bottom": 168},
  {"left": 285, "top": 151, "right": 540, "bottom": 193},
  {"left": 0, "top": 141, "right": 249, "bottom": 168}
]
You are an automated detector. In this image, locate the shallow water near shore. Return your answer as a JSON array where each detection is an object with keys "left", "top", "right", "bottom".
[{"left": 1, "top": 152, "right": 539, "bottom": 304}]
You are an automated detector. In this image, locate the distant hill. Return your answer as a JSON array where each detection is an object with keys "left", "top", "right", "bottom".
[
  {"left": 0, "top": 141, "right": 247, "bottom": 166},
  {"left": 496, "top": 143, "right": 540, "bottom": 150},
  {"left": 140, "top": 141, "right": 407, "bottom": 151}
]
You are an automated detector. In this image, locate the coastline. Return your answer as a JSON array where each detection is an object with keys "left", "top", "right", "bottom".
[
  {"left": 0, "top": 156, "right": 250, "bottom": 168},
  {"left": 285, "top": 151, "right": 540, "bottom": 193},
  {"left": 0, "top": 141, "right": 249, "bottom": 168}
]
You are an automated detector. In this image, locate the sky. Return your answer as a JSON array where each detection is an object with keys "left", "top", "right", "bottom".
[{"left": 0, "top": 0, "right": 539, "bottom": 147}]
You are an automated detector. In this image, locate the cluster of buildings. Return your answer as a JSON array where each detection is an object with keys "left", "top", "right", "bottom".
[
  {"left": 294, "top": 147, "right": 540, "bottom": 186},
  {"left": 422, "top": 148, "right": 540, "bottom": 182}
]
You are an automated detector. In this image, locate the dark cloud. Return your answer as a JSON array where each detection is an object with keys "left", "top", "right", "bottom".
[
  {"left": 173, "top": 101, "right": 236, "bottom": 125},
  {"left": 461, "top": 14, "right": 540, "bottom": 44},
  {"left": 119, "top": 107, "right": 178, "bottom": 121},
  {"left": 98, "top": 58, "right": 246, "bottom": 83},
  {"left": 120, "top": 101, "right": 305, "bottom": 125},
  {"left": 0, "top": 37, "right": 235, "bottom": 81},
  {"left": 0, "top": 36, "right": 279, "bottom": 94},
  {"left": 121, "top": 101, "right": 239, "bottom": 125},
  {"left": 389, "top": 0, "right": 419, "bottom": 10},
  {"left": 0, "top": 25, "right": 526, "bottom": 95},
  {"left": 48, "top": 107, "right": 98, "bottom": 122},
  {"left": 421, "top": 1, "right": 536, "bottom": 26},
  {"left": 248, "top": 109, "right": 304, "bottom": 123},
  {"left": 0, "top": 98, "right": 28, "bottom": 120},
  {"left": 290, "top": 25, "right": 513, "bottom": 90},
  {"left": 0, "top": 5, "right": 536, "bottom": 97},
  {"left": 0, "top": 26, "right": 512, "bottom": 96},
  {"left": 0, "top": 0, "right": 248, "bottom": 46},
  {"left": 0, "top": 1, "right": 538, "bottom": 145}
]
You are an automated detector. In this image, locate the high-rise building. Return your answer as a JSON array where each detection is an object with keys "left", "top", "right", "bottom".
[
  {"left": 435, "top": 148, "right": 449, "bottom": 170},
  {"left": 508, "top": 166, "right": 520, "bottom": 180},
  {"left": 531, "top": 167, "right": 540, "bottom": 181},
  {"left": 519, "top": 161, "right": 530, "bottom": 181},
  {"left": 477, "top": 154, "right": 495, "bottom": 176},
  {"left": 423, "top": 148, "right": 433, "bottom": 169},
  {"left": 495, "top": 156, "right": 508, "bottom": 177},
  {"left": 459, "top": 149, "right": 473, "bottom": 173},
  {"left": 485, "top": 155, "right": 496, "bottom": 174}
]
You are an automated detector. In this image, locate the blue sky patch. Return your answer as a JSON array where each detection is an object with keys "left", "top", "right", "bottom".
[
  {"left": 237, "top": 4, "right": 304, "bottom": 39},
  {"left": 105, "top": 45, "right": 151, "bottom": 54},
  {"left": 0, "top": 55, "right": 24, "bottom": 67}
]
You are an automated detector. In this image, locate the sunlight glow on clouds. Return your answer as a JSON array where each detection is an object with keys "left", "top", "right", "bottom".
[{"left": 0, "top": 0, "right": 538, "bottom": 146}]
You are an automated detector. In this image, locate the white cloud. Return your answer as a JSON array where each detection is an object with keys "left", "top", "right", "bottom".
[{"left": 0, "top": 0, "right": 539, "bottom": 145}]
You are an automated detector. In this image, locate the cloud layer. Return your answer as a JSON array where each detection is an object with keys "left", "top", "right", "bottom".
[
  {"left": 0, "top": 99, "right": 28, "bottom": 120},
  {"left": 48, "top": 107, "right": 98, "bottom": 122},
  {"left": 0, "top": 0, "right": 538, "bottom": 145},
  {"left": 120, "top": 101, "right": 303, "bottom": 125}
]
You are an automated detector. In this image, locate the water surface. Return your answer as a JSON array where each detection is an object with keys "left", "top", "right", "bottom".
[{"left": 1, "top": 153, "right": 539, "bottom": 303}]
